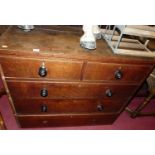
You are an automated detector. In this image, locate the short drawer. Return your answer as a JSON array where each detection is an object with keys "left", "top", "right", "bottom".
[
  {"left": 0, "top": 57, "right": 83, "bottom": 80},
  {"left": 13, "top": 98, "right": 126, "bottom": 114},
  {"left": 7, "top": 80, "right": 138, "bottom": 99},
  {"left": 83, "top": 62, "right": 152, "bottom": 83},
  {"left": 16, "top": 113, "right": 118, "bottom": 128}
]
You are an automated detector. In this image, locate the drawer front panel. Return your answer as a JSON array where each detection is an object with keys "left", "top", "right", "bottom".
[
  {"left": 13, "top": 98, "right": 126, "bottom": 114},
  {"left": 7, "top": 81, "right": 138, "bottom": 99},
  {"left": 0, "top": 57, "right": 83, "bottom": 80},
  {"left": 83, "top": 62, "right": 152, "bottom": 83},
  {"left": 17, "top": 114, "right": 118, "bottom": 128}
]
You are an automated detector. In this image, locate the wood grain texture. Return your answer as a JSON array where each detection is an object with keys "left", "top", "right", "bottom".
[
  {"left": 17, "top": 113, "right": 118, "bottom": 128},
  {"left": 83, "top": 62, "right": 153, "bottom": 83},
  {"left": 13, "top": 98, "right": 129, "bottom": 114},
  {"left": 0, "top": 26, "right": 155, "bottom": 128},
  {"left": 7, "top": 80, "right": 138, "bottom": 99},
  {"left": 0, "top": 26, "right": 154, "bottom": 63},
  {"left": 0, "top": 26, "right": 9, "bottom": 36},
  {"left": 0, "top": 57, "right": 83, "bottom": 80},
  {"left": 124, "top": 26, "right": 155, "bottom": 38}
]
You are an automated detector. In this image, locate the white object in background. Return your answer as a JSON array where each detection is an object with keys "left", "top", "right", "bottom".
[
  {"left": 80, "top": 25, "right": 96, "bottom": 50},
  {"left": 18, "top": 25, "right": 34, "bottom": 32},
  {"left": 93, "top": 25, "right": 101, "bottom": 39}
]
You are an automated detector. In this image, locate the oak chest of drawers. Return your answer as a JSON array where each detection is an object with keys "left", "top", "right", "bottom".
[{"left": 0, "top": 26, "right": 154, "bottom": 128}]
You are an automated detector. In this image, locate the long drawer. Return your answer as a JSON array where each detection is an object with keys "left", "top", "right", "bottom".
[
  {"left": 83, "top": 62, "right": 153, "bottom": 83},
  {"left": 7, "top": 80, "right": 138, "bottom": 99},
  {"left": 13, "top": 98, "right": 127, "bottom": 114},
  {"left": 16, "top": 113, "right": 118, "bottom": 128},
  {"left": 0, "top": 57, "right": 83, "bottom": 80}
]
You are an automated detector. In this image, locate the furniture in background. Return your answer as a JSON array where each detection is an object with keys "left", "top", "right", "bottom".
[
  {"left": 0, "top": 26, "right": 154, "bottom": 128},
  {"left": 0, "top": 25, "right": 7, "bottom": 129},
  {"left": 0, "top": 87, "right": 6, "bottom": 129},
  {"left": 126, "top": 68, "right": 155, "bottom": 118},
  {"left": 102, "top": 25, "right": 155, "bottom": 57},
  {"left": 0, "top": 112, "right": 5, "bottom": 129}
]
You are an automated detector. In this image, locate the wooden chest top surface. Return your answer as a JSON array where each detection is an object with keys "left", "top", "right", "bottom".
[{"left": 0, "top": 26, "right": 154, "bottom": 63}]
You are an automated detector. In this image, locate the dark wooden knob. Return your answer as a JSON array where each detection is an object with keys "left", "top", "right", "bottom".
[
  {"left": 38, "top": 63, "right": 47, "bottom": 77},
  {"left": 97, "top": 104, "right": 104, "bottom": 112},
  {"left": 106, "top": 89, "right": 113, "bottom": 97},
  {"left": 41, "top": 105, "right": 48, "bottom": 112},
  {"left": 115, "top": 70, "right": 123, "bottom": 79},
  {"left": 40, "top": 89, "right": 48, "bottom": 97}
]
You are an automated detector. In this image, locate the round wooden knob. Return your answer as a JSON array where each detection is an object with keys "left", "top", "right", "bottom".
[
  {"left": 38, "top": 62, "right": 47, "bottom": 77},
  {"left": 41, "top": 105, "right": 48, "bottom": 112},
  {"left": 97, "top": 104, "right": 104, "bottom": 112},
  {"left": 115, "top": 70, "right": 123, "bottom": 79},
  {"left": 39, "top": 67, "right": 47, "bottom": 77},
  {"left": 106, "top": 89, "right": 113, "bottom": 97},
  {"left": 40, "top": 89, "right": 48, "bottom": 97}
]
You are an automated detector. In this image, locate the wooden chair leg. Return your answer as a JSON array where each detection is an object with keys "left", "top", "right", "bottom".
[
  {"left": 0, "top": 87, "right": 6, "bottom": 129},
  {"left": 126, "top": 91, "right": 155, "bottom": 118},
  {"left": 0, "top": 112, "right": 6, "bottom": 130}
]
